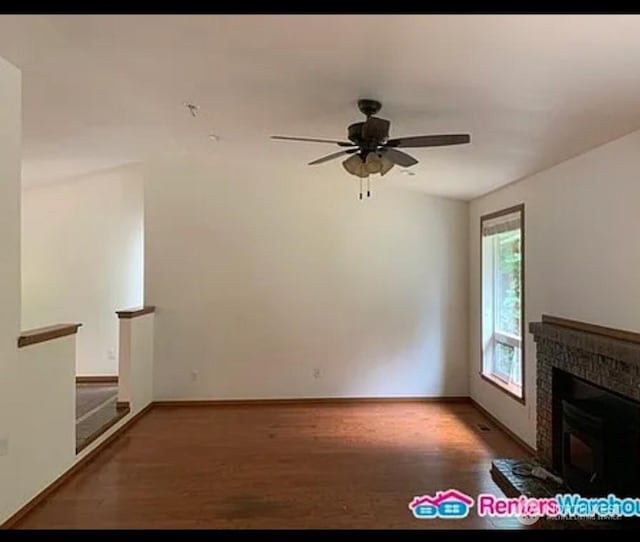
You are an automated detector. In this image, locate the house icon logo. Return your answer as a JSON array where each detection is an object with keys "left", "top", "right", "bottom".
[{"left": 408, "top": 489, "right": 475, "bottom": 519}]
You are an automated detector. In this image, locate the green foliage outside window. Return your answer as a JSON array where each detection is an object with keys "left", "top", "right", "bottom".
[
  {"left": 496, "top": 230, "right": 521, "bottom": 336},
  {"left": 495, "top": 342, "right": 516, "bottom": 380}
]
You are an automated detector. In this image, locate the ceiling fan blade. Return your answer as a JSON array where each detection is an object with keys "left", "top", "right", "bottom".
[
  {"left": 271, "top": 135, "right": 353, "bottom": 147},
  {"left": 380, "top": 148, "right": 418, "bottom": 167},
  {"left": 308, "top": 149, "right": 358, "bottom": 165},
  {"left": 385, "top": 134, "right": 471, "bottom": 148}
]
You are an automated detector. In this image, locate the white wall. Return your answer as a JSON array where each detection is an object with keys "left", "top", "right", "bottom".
[
  {"left": 21, "top": 165, "right": 144, "bottom": 375},
  {"left": 469, "top": 129, "right": 640, "bottom": 447},
  {"left": 6, "top": 337, "right": 76, "bottom": 519},
  {"left": 0, "top": 56, "right": 21, "bottom": 524},
  {"left": 130, "top": 316, "right": 154, "bottom": 411},
  {"left": 145, "top": 154, "right": 469, "bottom": 400},
  {"left": 0, "top": 57, "right": 81, "bottom": 525},
  {"left": 118, "top": 314, "right": 155, "bottom": 414}
]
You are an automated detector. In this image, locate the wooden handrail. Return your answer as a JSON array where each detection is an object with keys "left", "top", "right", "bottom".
[
  {"left": 116, "top": 306, "right": 156, "bottom": 319},
  {"left": 18, "top": 323, "right": 82, "bottom": 348}
]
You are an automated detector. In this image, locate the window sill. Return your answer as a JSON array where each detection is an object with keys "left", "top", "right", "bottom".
[{"left": 480, "top": 372, "right": 525, "bottom": 404}]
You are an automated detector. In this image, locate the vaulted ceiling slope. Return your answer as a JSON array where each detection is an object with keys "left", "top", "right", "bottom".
[{"left": 2, "top": 14, "right": 640, "bottom": 199}]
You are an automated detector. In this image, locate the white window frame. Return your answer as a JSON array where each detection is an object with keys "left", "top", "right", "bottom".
[{"left": 480, "top": 204, "right": 525, "bottom": 403}]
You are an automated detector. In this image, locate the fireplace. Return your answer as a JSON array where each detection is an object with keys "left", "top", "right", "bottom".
[
  {"left": 530, "top": 315, "right": 640, "bottom": 498},
  {"left": 561, "top": 397, "right": 604, "bottom": 495},
  {"left": 552, "top": 368, "right": 640, "bottom": 497}
]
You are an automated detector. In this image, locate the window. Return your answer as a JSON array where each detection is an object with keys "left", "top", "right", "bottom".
[{"left": 480, "top": 204, "right": 524, "bottom": 402}]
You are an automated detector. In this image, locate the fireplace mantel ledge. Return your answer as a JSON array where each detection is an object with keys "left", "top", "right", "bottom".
[{"left": 530, "top": 318, "right": 640, "bottom": 368}]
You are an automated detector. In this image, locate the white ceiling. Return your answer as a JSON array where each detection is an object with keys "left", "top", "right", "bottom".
[{"left": 2, "top": 14, "right": 640, "bottom": 199}]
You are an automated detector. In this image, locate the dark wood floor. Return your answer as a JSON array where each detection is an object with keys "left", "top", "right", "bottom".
[{"left": 16, "top": 402, "right": 531, "bottom": 529}]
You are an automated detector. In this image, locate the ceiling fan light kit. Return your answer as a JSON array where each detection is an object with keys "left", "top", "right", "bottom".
[{"left": 271, "top": 99, "right": 471, "bottom": 199}]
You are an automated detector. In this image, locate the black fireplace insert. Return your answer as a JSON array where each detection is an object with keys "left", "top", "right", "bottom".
[{"left": 553, "top": 368, "right": 640, "bottom": 498}]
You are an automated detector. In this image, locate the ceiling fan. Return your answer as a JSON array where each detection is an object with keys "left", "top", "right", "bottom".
[{"left": 271, "top": 99, "right": 471, "bottom": 198}]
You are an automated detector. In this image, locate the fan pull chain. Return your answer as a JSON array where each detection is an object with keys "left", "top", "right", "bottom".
[
  {"left": 359, "top": 178, "right": 363, "bottom": 200},
  {"left": 367, "top": 178, "right": 371, "bottom": 198}
]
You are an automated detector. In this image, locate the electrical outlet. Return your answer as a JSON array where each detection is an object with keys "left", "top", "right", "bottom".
[
  {"left": 107, "top": 348, "right": 116, "bottom": 361},
  {"left": 0, "top": 438, "right": 9, "bottom": 456},
  {"left": 313, "top": 368, "right": 321, "bottom": 379}
]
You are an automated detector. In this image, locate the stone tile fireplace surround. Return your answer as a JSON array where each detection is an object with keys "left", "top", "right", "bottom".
[{"left": 530, "top": 315, "right": 640, "bottom": 473}]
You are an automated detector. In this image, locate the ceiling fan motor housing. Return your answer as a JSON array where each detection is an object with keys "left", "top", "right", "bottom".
[
  {"left": 347, "top": 122, "right": 365, "bottom": 144},
  {"left": 347, "top": 117, "right": 391, "bottom": 151}
]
